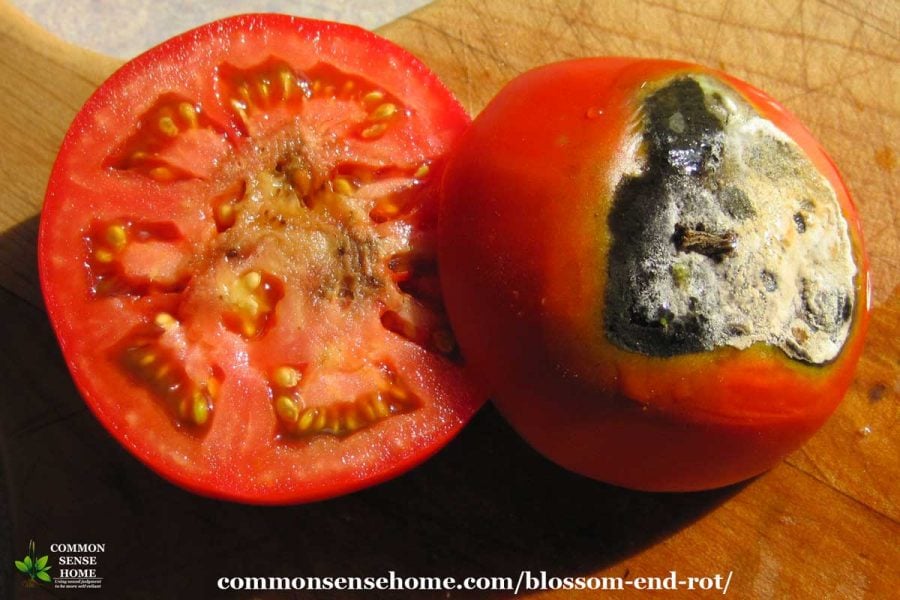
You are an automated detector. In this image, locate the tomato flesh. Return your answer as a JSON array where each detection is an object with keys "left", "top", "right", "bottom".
[
  {"left": 439, "top": 58, "right": 870, "bottom": 491},
  {"left": 40, "top": 15, "right": 482, "bottom": 503}
]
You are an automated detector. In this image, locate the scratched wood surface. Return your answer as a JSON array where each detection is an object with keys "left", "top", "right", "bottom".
[{"left": 0, "top": 0, "right": 897, "bottom": 598}]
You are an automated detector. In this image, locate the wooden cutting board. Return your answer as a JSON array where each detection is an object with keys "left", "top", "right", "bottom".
[{"left": 1, "top": 0, "right": 897, "bottom": 597}]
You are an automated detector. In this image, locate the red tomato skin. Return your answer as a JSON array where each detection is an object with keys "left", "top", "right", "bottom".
[
  {"left": 439, "top": 58, "right": 870, "bottom": 491},
  {"left": 39, "top": 14, "right": 481, "bottom": 504}
]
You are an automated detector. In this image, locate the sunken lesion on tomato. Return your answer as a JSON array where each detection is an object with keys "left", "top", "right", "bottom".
[
  {"left": 604, "top": 74, "right": 857, "bottom": 365},
  {"left": 95, "top": 57, "right": 456, "bottom": 440}
]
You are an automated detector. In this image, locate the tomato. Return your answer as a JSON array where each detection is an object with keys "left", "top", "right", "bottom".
[
  {"left": 39, "top": 14, "right": 484, "bottom": 503},
  {"left": 439, "top": 58, "right": 870, "bottom": 492}
]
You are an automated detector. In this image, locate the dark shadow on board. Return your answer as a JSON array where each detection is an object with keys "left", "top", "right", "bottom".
[{"left": 0, "top": 215, "right": 739, "bottom": 599}]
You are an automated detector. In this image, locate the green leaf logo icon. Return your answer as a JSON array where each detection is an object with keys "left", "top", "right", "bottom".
[{"left": 14, "top": 540, "right": 52, "bottom": 585}]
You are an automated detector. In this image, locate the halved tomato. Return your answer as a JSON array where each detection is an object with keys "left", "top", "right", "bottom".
[{"left": 39, "top": 14, "right": 482, "bottom": 503}]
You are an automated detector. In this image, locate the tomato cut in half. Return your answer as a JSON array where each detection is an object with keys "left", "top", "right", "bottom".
[
  {"left": 439, "top": 58, "right": 870, "bottom": 492},
  {"left": 39, "top": 14, "right": 483, "bottom": 503}
]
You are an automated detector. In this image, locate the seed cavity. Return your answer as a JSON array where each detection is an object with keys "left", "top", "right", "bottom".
[
  {"left": 271, "top": 362, "right": 419, "bottom": 437},
  {"left": 222, "top": 270, "right": 284, "bottom": 338},
  {"left": 108, "top": 94, "right": 228, "bottom": 181},
  {"left": 219, "top": 59, "right": 311, "bottom": 133},
  {"left": 431, "top": 329, "right": 456, "bottom": 354},
  {"left": 382, "top": 250, "right": 456, "bottom": 355},
  {"left": 381, "top": 306, "right": 456, "bottom": 357},
  {"left": 390, "top": 251, "right": 442, "bottom": 308},
  {"left": 369, "top": 193, "right": 406, "bottom": 222},
  {"left": 120, "top": 322, "right": 217, "bottom": 428},
  {"left": 212, "top": 180, "right": 247, "bottom": 232},
  {"left": 367, "top": 169, "right": 430, "bottom": 223},
  {"left": 86, "top": 220, "right": 190, "bottom": 296},
  {"left": 218, "top": 59, "right": 406, "bottom": 140}
]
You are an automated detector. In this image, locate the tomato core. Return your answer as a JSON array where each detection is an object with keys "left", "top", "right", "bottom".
[{"left": 97, "top": 58, "right": 455, "bottom": 437}]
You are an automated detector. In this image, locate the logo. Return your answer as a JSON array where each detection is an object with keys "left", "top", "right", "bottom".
[
  {"left": 14, "top": 540, "right": 52, "bottom": 585},
  {"left": 14, "top": 539, "right": 106, "bottom": 591},
  {"left": 50, "top": 542, "right": 106, "bottom": 590}
]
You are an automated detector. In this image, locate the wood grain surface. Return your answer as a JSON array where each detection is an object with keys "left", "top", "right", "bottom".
[{"left": 1, "top": 0, "right": 897, "bottom": 598}]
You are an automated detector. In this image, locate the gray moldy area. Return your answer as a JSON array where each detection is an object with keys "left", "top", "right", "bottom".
[{"left": 605, "top": 75, "right": 856, "bottom": 364}]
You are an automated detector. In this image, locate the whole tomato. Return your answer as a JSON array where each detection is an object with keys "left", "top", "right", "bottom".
[{"left": 439, "top": 58, "right": 870, "bottom": 491}]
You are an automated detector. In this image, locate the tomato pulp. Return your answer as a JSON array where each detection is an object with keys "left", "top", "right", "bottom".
[
  {"left": 39, "top": 14, "right": 483, "bottom": 503},
  {"left": 439, "top": 58, "right": 870, "bottom": 491}
]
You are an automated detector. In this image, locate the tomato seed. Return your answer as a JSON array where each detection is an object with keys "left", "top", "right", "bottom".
[
  {"left": 360, "top": 123, "right": 388, "bottom": 139},
  {"left": 94, "top": 248, "right": 114, "bottom": 263},
  {"left": 369, "top": 103, "right": 398, "bottom": 121},
  {"left": 272, "top": 366, "right": 301, "bottom": 388},
  {"left": 192, "top": 392, "right": 211, "bottom": 426},
  {"left": 158, "top": 116, "right": 179, "bottom": 137},
  {"left": 154, "top": 312, "right": 177, "bottom": 330},
  {"left": 297, "top": 407, "right": 318, "bottom": 432},
  {"left": 332, "top": 177, "right": 354, "bottom": 195},
  {"left": 362, "top": 90, "right": 385, "bottom": 104},
  {"left": 275, "top": 395, "right": 300, "bottom": 424},
  {"left": 105, "top": 224, "right": 127, "bottom": 249},
  {"left": 178, "top": 102, "right": 198, "bottom": 127}
]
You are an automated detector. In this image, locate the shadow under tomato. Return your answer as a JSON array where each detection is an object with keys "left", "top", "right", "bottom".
[{"left": 0, "top": 215, "right": 739, "bottom": 600}]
